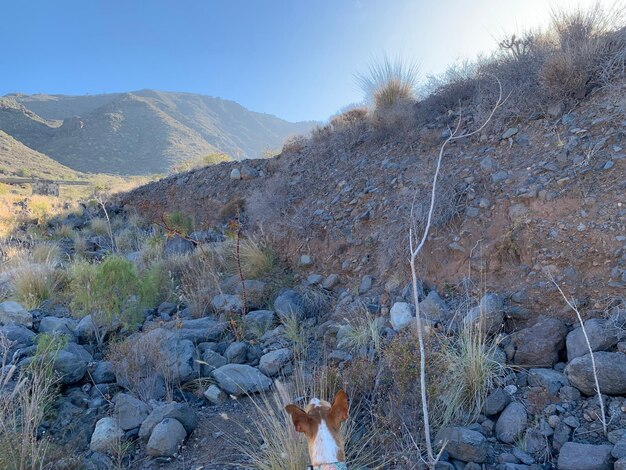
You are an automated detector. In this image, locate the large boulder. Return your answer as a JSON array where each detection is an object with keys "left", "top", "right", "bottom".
[
  {"left": 419, "top": 291, "right": 448, "bottom": 321},
  {"left": 0, "top": 301, "right": 32, "bottom": 327},
  {"left": 38, "top": 316, "right": 78, "bottom": 337},
  {"left": 258, "top": 348, "right": 292, "bottom": 377},
  {"left": 0, "top": 323, "right": 35, "bottom": 346},
  {"left": 90, "top": 417, "right": 124, "bottom": 453},
  {"left": 146, "top": 418, "right": 187, "bottom": 457},
  {"left": 53, "top": 349, "right": 89, "bottom": 384},
  {"left": 565, "top": 351, "right": 626, "bottom": 395},
  {"left": 463, "top": 293, "right": 504, "bottom": 334},
  {"left": 557, "top": 442, "right": 614, "bottom": 470},
  {"left": 566, "top": 318, "right": 619, "bottom": 361},
  {"left": 435, "top": 426, "right": 488, "bottom": 463},
  {"left": 138, "top": 402, "right": 197, "bottom": 441},
  {"left": 141, "top": 328, "right": 199, "bottom": 383},
  {"left": 199, "top": 350, "right": 228, "bottom": 376},
  {"left": 211, "top": 294, "right": 243, "bottom": 314},
  {"left": 244, "top": 310, "right": 275, "bottom": 338},
  {"left": 212, "top": 364, "right": 272, "bottom": 396},
  {"left": 114, "top": 393, "right": 150, "bottom": 431},
  {"left": 508, "top": 316, "right": 567, "bottom": 366},
  {"left": 495, "top": 402, "right": 527, "bottom": 444},
  {"left": 224, "top": 341, "right": 248, "bottom": 364}
]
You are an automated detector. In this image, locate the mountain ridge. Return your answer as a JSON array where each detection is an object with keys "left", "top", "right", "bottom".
[{"left": 0, "top": 90, "right": 316, "bottom": 175}]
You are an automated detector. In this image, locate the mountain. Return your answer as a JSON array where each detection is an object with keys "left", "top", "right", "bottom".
[
  {"left": 0, "top": 130, "right": 81, "bottom": 180},
  {"left": 0, "top": 91, "right": 316, "bottom": 175}
]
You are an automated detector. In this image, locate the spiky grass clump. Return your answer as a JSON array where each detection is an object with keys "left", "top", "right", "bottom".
[
  {"left": 357, "top": 55, "right": 419, "bottom": 110},
  {"left": 432, "top": 322, "right": 506, "bottom": 427},
  {"left": 343, "top": 303, "right": 383, "bottom": 355},
  {"left": 237, "top": 237, "right": 278, "bottom": 280},
  {"left": 13, "top": 264, "right": 65, "bottom": 309},
  {"left": 30, "top": 242, "right": 61, "bottom": 266},
  {"left": 89, "top": 217, "right": 110, "bottom": 236}
]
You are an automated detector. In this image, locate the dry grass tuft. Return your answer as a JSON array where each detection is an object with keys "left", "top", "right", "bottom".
[
  {"left": 13, "top": 264, "right": 66, "bottom": 309},
  {"left": 357, "top": 55, "right": 419, "bottom": 110}
]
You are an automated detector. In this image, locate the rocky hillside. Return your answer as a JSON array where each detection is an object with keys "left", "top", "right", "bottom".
[
  {"left": 122, "top": 83, "right": 626, "bottom": 320},
  {"left": 0, "top": 130, "right": 81, "bottom": 180},
  {"left": 0, "top": 91, "right": 316, "bottom": 175}
]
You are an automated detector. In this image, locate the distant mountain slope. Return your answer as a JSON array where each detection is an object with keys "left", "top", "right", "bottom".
[
  {"left": 0, "top": 130, "right": 81, "bottom": 180},
  {"left": 0, "top": 91, "right": 316, "bottom": 175}
]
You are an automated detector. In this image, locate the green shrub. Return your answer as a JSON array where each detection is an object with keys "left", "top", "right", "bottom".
[{"left": 164, "top": 210, "right": 193, "bottom": 237}]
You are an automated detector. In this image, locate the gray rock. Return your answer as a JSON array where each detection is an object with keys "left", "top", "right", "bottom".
[
  {"left": 613, "top": 435, "right": 626, "bottom": 459},
  {"left": 491, "top": 170, "right": 509, "bottom": 183},
  {"left": 234, "top": 280, "right": 267, "bottom": 309},
  {"left": 480, "top": 156, "right": 496, "bottom": 171},
  {"left": 38, "top": 316, "right": 77, "bottom": 337},
  {"left": 483, "top": 388, "right": 511, "bottom": 416},
  {"left": 91, "top": 361, "right": 116, "bottom": 383},
  {"left": 322, "top": 274, "right": 340, "bottom": 290},
  {"left": 419, "top": 291, "right": 447, "bottom": 321},
  {"left": 616, "top": 458, "right": 626, "bottom": 470},
  {"left": 212, "top": 364, "right": 272, "bottom": 396},
  {"left": 306, "top": 274, "right": 323, "bottom": 285},
  {"left": 240, "top": 165, "right": 259, "bottom": 180},
  {"left": 163, "top": 235, "right": 195, "bottom": 257},
  {"left": 258, "top": 348, "right": 292, "bottom": 377},
  {"left": 211, "top": 294, "right": 243, "bottom": 314},
  {"left": 509, "top": 203, "right": 528, "bottom": 220},
  {"left": 566, "top": 318, "right": 619, "bottom": 361},
  {"left": 114, "top": 393, "right": 150, "bottom": 431},
  {"left": 464, "top": 293, "right": 504, "bottom": 335},
  {"left": 140, "top": 328, "right": 199, "bottom": 383},
  {"left": 53, "top": 350, "right": 88, "bottom": 384},
  {"left": 496, "top": 402, "right": 528, "bottom": 444},
  {"left": 274, "top": 289, "right": 305, "bottom": 320},
  {"left": 199, "top": 349, "right": 228, "bottom": 376},
  {"left": 528, "top": 368, "right": 569, "bottom": 395},
  {"left": 224, "top": 341, "right": 248, "bottom": 364},
  {"left": 359, "top": 275, "right": 373, "bottom": 294},
  {"left": 0, "top": 301, "right": 32, "bottom": 327},
  {"left": 390, "top": 302, "right": 413, "bottom": 331},
  {"left": 0, "top": 323, "right": 35, "bottom": 345},
  {"left": 557, "top": 442, "right": 613, "bottom": 470},
  {"left": 230, "top": 168, "right": 241, "bottom": 180},
  {"left": 203, "top": 384, "right": 226, "bottom": 404},
  {"left": 138, "top": 402, "right": 197, "bottom": 440},
  {"left": 298, "top": 255, "right": 313, "bottom": 266},
  {"left": 89, "top": 417, "right": 124, "bottom": 453},
  {"left": 509, "top": 316, "right": 567, "bottom": 367},
  {"left": 502, "top": 127, "right": 519, "bottom": 139},
  {"left": 565, "top": 351, "right": 626, "bottom": 395},
  {"left": 146, "top": 418, "right": 187, "bottom": 457},
  {"left": 244, "top": 310, "right": 275, "bottom": 338},
  {"left": 434, "top": 426, "right": 488, "bottom": 463}
]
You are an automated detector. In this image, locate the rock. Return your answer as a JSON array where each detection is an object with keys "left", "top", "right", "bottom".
[
  {"left": 199, "top": 350, "right": 228, "bottom": 376},
  {"left": 613, "top": 435, "right": 626, "bottom": 459},
  {"left": 212, "top": 364, "right": 272, "bottom": 396},
  {"left": 91, "top": 361, "right": 116, "bottom": 383},
  {"left": 240, "top": 165, "right": 259, "bottom": 180},
  {"left": 480, "top": 156, "right": 496, "bottom": 171},
  {"left": 495, "top": 402, "right": 527, "bottom": 444},
  {"left": 419, "top": 291, "right": 447, "bottom": 321},
  {"left": 502, "top": 127, "right": 519, "bottom": 139},
  {"left": 509, "top": 316, "right": 567, "bottom": 367},
  {"left": 204, "top": 384, "right": 226, "bottom": 404},
  {"left": 38, "top": 316, "right": 77, "bottom": 337},
  {"left": 114, "top": 393, "right": 150, "bottom": 431},
  {"left": 139, "top": 402, "right": 197, "bottom": 440},
  {"left": 90, "top": 417, "right": 124, "bottom": 453},
  {"left": 224, "top": 341, "right": 248, "bottom": 364},
  {"left": 557, "top": 442, "right": 613, "bottom": 470},
  {"left": 258, "top": 348, "right": 292, "bottom": 376},
  {"left": 146, "top": 418, "right": 187, "bottom": 457},
  {"left": 157, "top": 302, "right": 177, "bottom": 317},
  {"left": 163, "top": 235, "right": 195, "bottom": 257},
  {"left": 140, "top": 328, "right": 199, "bottom": 383},
  {"left": 491, "top": 170, "right": 509, "bottom": 183},
  {"left": 566, "top": 318, "right": 619, "bottom": 361},
  {"left": 244, "top": 310, "right": 275, "bottom": 337},
  {"left": 234, "top": 280, "right": 267, "bottom": 309},
  {"left": 616, "top": 458, "right": 626, "bottom": 470},
  {"left": 0, "top": 323, "right": 35, "bottom": 345},
  {"left": 390, "top": 302, "right": 413, "bottom": 331},
  {"left": 328, "top": 350, "right": 352, "bottom": 364},
  {"left": 508, "top": 203, "right": 528, "bottom": 220},
  {"left": 274, "top": 289, "right": 305, "bottom": 320},
  {"left": 298, "top": 255, "right": 313, "bottom": 266},
  {"left": 464, "top": 293, "right": 505, "bottom": 334},
  {"left": 306, "top": 274, "right": 323, "bottom": 285},
  {"left": 528, "top": 368, "right": 569, "bottom": 395},
  {"left": 435, "top": 426, "right": 488, "bottom": 463},
  {"left": 53, "top": 349, "right": 88, "bottom": 384},
  {"left": 359, "top": 275, "right": 373, "bottom": 294},
  {"left": 211, "top": 294, "right": 243, "bottom": 314},
  {"left": 229, "top": 168, "right": 241, "bottom": 180},
  {"left": 565, "top": 351, "right": 626, "bottom": 395},
  {"left": 0, "top": 301, "right": 32, "bottom": 327},
  {"left": 483, "top": 388, "right": 511, "bottom": 416},
  {"left": 322, "top": 274, "right": 340, "bottom": 290}
]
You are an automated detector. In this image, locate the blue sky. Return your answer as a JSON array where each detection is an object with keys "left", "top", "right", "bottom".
[{"left": 0, "top": 0, "right": 613, "bottom": 121}]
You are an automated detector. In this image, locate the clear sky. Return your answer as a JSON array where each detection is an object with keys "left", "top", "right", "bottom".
[{"left": 0, "top": 0, "right": 616, "bottom": 122}]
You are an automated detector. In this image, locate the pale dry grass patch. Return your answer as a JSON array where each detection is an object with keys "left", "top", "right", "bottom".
[{"left": 13, "top": 264, "right": 66, "bottom": 309}]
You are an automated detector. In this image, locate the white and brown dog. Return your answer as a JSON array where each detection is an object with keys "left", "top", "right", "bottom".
[{"left": 285, "top": 390, "right": 349, "bottom": 470}]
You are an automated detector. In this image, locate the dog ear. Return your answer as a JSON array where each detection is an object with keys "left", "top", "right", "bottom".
[
  {"left": 285, "top": 404, "right": 312, "bottom": 434},
  {"left": 329, "top": 390, "right": 349, "bottom": 424}
]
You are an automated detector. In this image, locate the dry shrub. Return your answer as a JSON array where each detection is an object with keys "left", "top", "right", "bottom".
[
  {"left": 330, "top": 107, "right": 369, "bottom": 131},
  {"left": 13, "top": 264, "right": 66, "bottom": 309},
  {"left": 237, "top": 237, "right": 278, "bottom": 280},
  {"left": 177, "top": 246, "right": 225, "bottom": 317},
  {"left": 219, "top": 197, "right": 245, "bottom": 222},
  {"left": 107, "top": 333, "right": 175, "bottom": 402},
  {"left": 31, "top": 242, "right": 61, "bottom": 266},
  {"left": 282, "top": 135, "right": 307, "bottom": 154}
]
